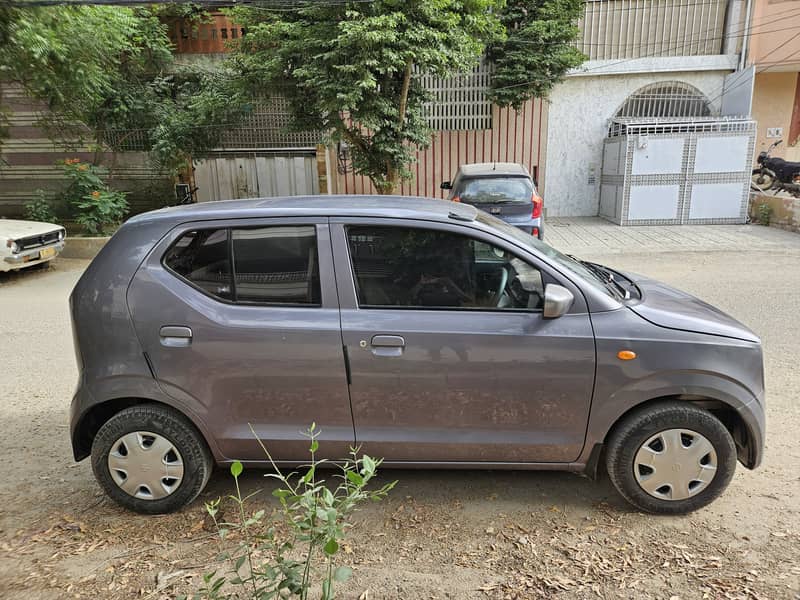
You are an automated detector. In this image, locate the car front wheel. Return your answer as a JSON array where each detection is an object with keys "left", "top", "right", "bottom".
[
  {"left": 605, "top": 402, "right": 737, "bottom": 514},
  {"left": 91, "top": 404, "right": 213, "bottom": 514}
]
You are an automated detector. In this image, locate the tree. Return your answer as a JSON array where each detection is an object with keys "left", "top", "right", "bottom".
[
  {"left": 488, "top": 0, "right": 586, "bottom": 108},
  {"left": 228, "top": 0, "right": 584, "bottom": 194},
  {"left": 230, "top": 0, "right": 504, "bottom": 194},
  {"left": 0, "top": 5, "right": 244, "bottom": 175}
]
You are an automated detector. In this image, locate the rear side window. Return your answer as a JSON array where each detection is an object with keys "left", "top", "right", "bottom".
[
  {"left": 232, "top": 226, "right": 320, "bottom": 304},
  {"left": 163, "top": 226, "right": 320, "bottom": 306},
  {"left": 163, "top": 229, "right": 232, "bottom": 300},
  {"left": 456, "top": 177, "right": 532, "bottom": 204}
]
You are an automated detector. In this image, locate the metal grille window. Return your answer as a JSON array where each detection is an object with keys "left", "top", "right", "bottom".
[
  {"left": 614, "top": 82, "right": 714, "bottom": 119},
  {"left": 418, "top": 57, "right": 493, "bottom": 131}
]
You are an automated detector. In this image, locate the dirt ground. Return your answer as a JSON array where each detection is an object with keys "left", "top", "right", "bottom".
[{"left": 1, "top": 245, "right": 798, "bottom": 600}]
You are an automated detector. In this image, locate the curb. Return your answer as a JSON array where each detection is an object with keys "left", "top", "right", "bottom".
[{"left": 61, "top": 236, "right": 110, "bottom": 259}]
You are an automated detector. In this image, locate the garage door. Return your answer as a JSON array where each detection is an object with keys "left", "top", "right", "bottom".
[{"left": 194, "top": 152, "right": 319, "bottom": 202}]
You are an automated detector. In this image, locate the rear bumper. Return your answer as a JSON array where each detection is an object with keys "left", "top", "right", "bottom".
[
  {"left": 505, "top": 218, "right": 544, "bottom": 238},
  {"left": 1, "top": 241, "right": 65, "bottom": 271}
]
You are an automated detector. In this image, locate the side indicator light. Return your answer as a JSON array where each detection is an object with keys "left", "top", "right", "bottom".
[{"left": 617, "top": 350, "right": 637, "bottom": 361}]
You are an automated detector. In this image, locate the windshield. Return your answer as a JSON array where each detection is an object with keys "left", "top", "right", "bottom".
[
  {"left": 457, "top": 176, "right": 532, "bottom": 204},
  {"left": 475, "top": 212, "right": 619, "bottom": 300}
]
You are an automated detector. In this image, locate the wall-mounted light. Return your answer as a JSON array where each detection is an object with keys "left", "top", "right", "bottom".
[{"left": 337, "top": 141, "right": 352, "bottom": 174}]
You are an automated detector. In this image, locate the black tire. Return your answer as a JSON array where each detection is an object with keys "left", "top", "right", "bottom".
[
  {"left": 91, "top": 404, "right": 213, "bottom": 514},
  {"left": 605, "top": 402, "right": 737, "bottom": 515}
]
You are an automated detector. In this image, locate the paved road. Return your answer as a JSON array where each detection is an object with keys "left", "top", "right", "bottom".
[{"left": 0, "top": 224, "right": 798, "bottom": 599}]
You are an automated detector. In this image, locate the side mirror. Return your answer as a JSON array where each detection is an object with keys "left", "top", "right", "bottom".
[
  {"left": 440, "top": 181, "right": 452, "bottom": 190},
  {"left": 543, "top": 284, "right": 574, "bottom": 318}
]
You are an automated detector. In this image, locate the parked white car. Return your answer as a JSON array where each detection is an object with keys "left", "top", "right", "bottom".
[{"left": 1, "top": 219, "right": 66, "bottom": 272}]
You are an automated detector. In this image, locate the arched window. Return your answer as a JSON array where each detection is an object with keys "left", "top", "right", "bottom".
[{"left": 614, "top": 82, "right": 714, "bottom": 119}]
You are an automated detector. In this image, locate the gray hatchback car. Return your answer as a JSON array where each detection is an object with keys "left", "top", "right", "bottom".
[{"left": 70, "top": 196, "right": 764, "bottom": 515}]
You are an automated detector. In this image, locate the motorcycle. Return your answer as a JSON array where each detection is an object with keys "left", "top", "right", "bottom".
[{"left": 752, "top": 139, "right": 800, "bottom": 197}]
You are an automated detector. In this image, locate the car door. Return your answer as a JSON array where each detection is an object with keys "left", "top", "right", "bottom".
[
  {"left": 330, "top": 218, "right": 596, "bottom": 464},
  {"left": 127, "top": 218, "right": 354, "bottom": 462}
]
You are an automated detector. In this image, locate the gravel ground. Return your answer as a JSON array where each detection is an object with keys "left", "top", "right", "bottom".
[{"left": 0, "top": 243, "right": 799, "bottom": 600}]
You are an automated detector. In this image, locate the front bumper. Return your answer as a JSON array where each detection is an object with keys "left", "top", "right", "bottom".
[{"left": 2, "top": 241, "right": 65, "bottom": 271}]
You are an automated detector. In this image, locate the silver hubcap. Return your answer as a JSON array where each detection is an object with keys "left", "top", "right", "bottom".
[
  {"left": 633, "top": 428, "right": 717, "bottom": 501},
  {"left": 107, "top": 431, "right": 184, "bottom": 500}
]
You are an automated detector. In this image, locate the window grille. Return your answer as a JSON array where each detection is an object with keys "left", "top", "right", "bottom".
[
  {"left": 418, "top": 57, "right": 493, "bottom": 131},
  {"left": 614, "top": 82, "right": 714, "bottom": 120}
]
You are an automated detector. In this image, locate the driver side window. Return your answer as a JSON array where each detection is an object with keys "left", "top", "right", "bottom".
[{"left": 347, "top": 225, "right": 543, "bottom": 311}]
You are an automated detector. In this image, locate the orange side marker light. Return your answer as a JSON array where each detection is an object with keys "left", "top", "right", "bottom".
[{"left": 617, "top": 350, "right": 637, "bottom": 361}]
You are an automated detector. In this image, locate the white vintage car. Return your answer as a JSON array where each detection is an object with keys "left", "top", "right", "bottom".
[{"left": 1, "top": 219, "right": 66, "bottom": 272}]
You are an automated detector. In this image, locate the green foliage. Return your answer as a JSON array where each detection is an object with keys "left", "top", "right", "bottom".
[
  {"left": 60, "top": 159, "right": 128, "bottom": 235},
  {"left": 23, "top": 190, "right": 59, "bottom": 224},
  {"left": 757, "top": 202, "right": 773, "bottom": 226},
  {"left": 0, "top": 6, "right": 243, "bottom": 175},
  {"left": 230, "top": 0, "right": 504, "bottom": 194},
  {"left": 488, "top": 0, "right": 587, "bottom": 108},
  {"left": 187, "top": 424, "right": 395, "bottom": 600}
]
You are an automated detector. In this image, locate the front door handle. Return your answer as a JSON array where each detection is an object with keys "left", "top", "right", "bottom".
[
  {"left": 370, "top": 335, "right": 405, "bottom": 357},
  {"left": 160, "top": 325, "right": 192, "bottom": 347}
]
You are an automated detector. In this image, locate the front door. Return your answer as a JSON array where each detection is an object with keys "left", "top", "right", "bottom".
[
  {"left": 128, "top": 218, "right": 354, "bottom": 462},
  {"left": 330, "top": 219, "right": 595, "bottom": 463}
]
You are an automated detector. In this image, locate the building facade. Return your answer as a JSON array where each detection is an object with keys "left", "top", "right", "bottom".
[{"left": 542, "top": 0, "right": 756, "bottom": 217}]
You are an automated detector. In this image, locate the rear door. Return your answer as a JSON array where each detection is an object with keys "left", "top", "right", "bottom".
[
  {"left": 330, "top": 218, "right": 596, "bottom": 464},
  {"left": 128, "top": 218, "right": 354, "bottom": 462}
]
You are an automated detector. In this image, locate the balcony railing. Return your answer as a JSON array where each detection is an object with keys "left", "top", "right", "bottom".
[{"left": 578, "top": 0, "right": 728, "bottom": 61}]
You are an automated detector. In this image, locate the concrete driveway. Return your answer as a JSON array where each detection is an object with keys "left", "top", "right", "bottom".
[{"left": 0, "top": 223, "right": 798, "bottom": 599}]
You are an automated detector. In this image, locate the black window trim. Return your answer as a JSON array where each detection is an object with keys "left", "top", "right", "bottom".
[
  {"left": 344, "top": 223, "right": 544, "bottom": 314},
  {"left": 162, "top": 225, "right": 323, "bottom": 309}
]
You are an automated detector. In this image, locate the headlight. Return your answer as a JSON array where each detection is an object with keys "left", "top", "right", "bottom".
[
  {"left": 5, "top": 239, "right": 19, "bottom": 254},
  {"left": 58, "top": 229, "right": 65, "bottom": 241}
]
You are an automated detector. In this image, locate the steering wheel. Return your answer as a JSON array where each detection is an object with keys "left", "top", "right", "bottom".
[{"left": 494, "top": 266, "right": 509, "bottom": 307}]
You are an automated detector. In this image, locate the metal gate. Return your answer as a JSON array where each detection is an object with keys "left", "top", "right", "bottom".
[
  {"left": 599, "top": 118, "right": 755, "bottom": 225},
  {"left": 193, "top": 151, "right": 319, "bottom": 202}
]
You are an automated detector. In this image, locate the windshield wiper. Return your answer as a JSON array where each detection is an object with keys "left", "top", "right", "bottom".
[{"left": 566, "top": 256, "right": 629, "bottom": 300}]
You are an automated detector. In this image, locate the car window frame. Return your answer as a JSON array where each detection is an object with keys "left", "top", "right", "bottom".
[
  {"left": 157, "top": 217, "right": 332, "bottom": 309},
  {"left": 336, "top": 218, "right": 569, "bottom": 314}
]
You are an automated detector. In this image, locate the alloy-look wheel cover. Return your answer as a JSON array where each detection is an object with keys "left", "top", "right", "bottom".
[
  {"left": 107, "top": 431, "right": 184, "bottom": 500},
  {"left": 633, "top": 428, "right": 718, "bottom": 501}
]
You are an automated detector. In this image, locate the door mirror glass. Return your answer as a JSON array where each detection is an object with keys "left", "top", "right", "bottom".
[
  {"left": 440, "top": 181, "right": 452, "bottom": 190},
  {"left": 543, "top": 284, "right": 574, "bottom": 318}
]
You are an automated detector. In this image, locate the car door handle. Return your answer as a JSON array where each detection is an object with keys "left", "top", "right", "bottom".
[
  {"left": 159, "top": 325, "right": 192, "bottom": 347},
  {"left": 370, "top": 335, "right": 405, "bottom": 357}
]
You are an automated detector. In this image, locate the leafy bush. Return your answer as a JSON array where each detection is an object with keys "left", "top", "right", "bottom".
[
  {"left": 23, "top": 190, "right": 59, "bottom": 224},
  {"left": 185, "top": 424, "right": 395, "bottom": 600},
  {"left": 61, "top": 159, "right": 128, "bottom": 235}
]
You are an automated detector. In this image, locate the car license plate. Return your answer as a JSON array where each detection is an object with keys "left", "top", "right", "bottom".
[
  {"left": 39, "top": 247, "right": 56, "bottom": 260},
  {"left": 489, "top": 207, "right": 502, "bottom": 214}
]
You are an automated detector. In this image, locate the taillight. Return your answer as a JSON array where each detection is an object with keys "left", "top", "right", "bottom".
[
  {"left": 531, "top": 193, "right": 543, "bottom": 219},
  {"left": 452, "top": 195, "right": 461, "bottom": 203},
  {"left": 532, "top": 227, "right": 540, "bottom": 237}
]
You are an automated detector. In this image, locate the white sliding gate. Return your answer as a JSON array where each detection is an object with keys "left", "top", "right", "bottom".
[{"left": 194, "top": 151, "right": 319, "bottom": 202}]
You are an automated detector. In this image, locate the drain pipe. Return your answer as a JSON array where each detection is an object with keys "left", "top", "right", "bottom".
[{"left": 739, "top": 0, "right": 753, "bottom": 70}]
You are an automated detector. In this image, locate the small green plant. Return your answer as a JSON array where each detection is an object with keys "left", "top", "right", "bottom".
[
  {"left": 60, "top": 158, "right": 128, "bottom": 235},
  {"left": 757, "top": 202, "right": 773, "bottom": 226},
  {"left": 23, "top": 190, "right": 59, "bottom": 224},
  {"left": 187, "top": 424, "right": 396, "bottom": 600}
]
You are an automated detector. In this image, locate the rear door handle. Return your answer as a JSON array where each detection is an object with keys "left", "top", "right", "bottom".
[
  {"left": 160, "top": 325, "right": 192, "bottom": 347},
  {"left": 370, "top": 335, "right": 405, "bottom": 357}
]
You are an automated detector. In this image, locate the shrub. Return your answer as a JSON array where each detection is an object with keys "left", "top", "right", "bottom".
[
  {"left": 23, "top": 190, "right": 59, "bottom": 224},
  {"left": 60, "top": 158, "right": 128, "bottom": 235},
  {"left": 185, "top": 424, "right": 396, "bottom": 600}
]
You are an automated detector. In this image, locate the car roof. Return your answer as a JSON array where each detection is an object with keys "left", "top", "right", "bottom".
[
  {"left": 456, "top": 162, "right": 530, "bottom": 178},
  {"left": 126, "top": 195, "right": 479, "bottom": 226}
]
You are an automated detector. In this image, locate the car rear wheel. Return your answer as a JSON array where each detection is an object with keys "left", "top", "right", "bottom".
[
  {"left": 91, "top": 404, "right": 212, "bottom": 514},
  {"left": 605, "top": 402, "right": 737, "bottom": 514}
]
